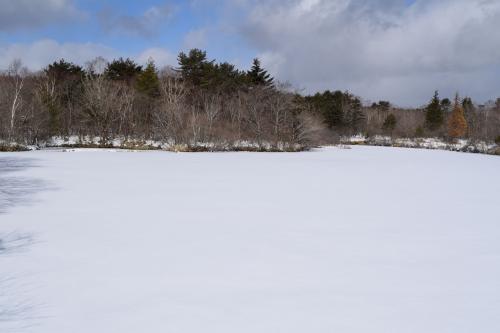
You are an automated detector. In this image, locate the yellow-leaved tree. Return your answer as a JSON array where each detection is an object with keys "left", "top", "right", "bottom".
[{"left": 448, "top": 94, "right": 468, "bottom": 139}]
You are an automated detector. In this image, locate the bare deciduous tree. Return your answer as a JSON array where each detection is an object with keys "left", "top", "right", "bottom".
[
  {"left": 243, "top": 87, "right": 270, "bottom": 147},
  {"left": 156, "top": 75, "right": 187, "bottom": 144},
  {"left": 201, "top": 92, "right": 221, "bottom": 141},
  {"left": 81, "top": 73, "right": 133, "bottom": 143},
  {"left": 5, "top": 60, "right": 27, "bottom": 141}
]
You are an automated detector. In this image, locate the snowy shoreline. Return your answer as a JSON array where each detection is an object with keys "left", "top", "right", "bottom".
[
  {"left": 2, "top": 135, "right": 500, "bottom": 155},
  {"left": 340, "top": 135, "right": 500, "bottom": 156},
  {"left": 1, "top": 136, "right": 308, "bottom": 153}
]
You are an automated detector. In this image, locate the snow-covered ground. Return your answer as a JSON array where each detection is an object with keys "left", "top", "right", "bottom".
[{"left": 1, "top": 147, "right": 499, "bottom": 333}]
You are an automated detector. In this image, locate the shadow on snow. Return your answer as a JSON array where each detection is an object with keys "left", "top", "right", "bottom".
[{"left": 0, "top": 156, "right": 51, "bottom": 331}]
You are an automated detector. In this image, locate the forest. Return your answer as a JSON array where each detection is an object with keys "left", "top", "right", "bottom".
[{"left": 1, "top": 49, "right": 499, "bottom": 152}]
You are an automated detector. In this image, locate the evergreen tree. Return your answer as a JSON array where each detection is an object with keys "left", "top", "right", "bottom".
[
  {"left": 425, "top": 91, "right": 444, "bottom": 131},
  {"left": 247, "top": 58, "right": 274, "bottom": 87},
  {"left": 105, "top": 58, "right": 142, "bottom": 83},
  {"left": 448, "top": 94, "right": 468, "bottom": 139},
  {"left": 44, "top": 59, "right": 85, "bottom": 136},
  {"left": 136, "top": 59, "right": 160, "bottom": 97},
  {"left": 208, "top": 62, "right": 247, "bottom": 93},
  {"left": 378, "top": 101, "right": 391, "bottom": 112},
  {"left": 306, "top": 90, "right": 343, "bottom": 128},
  {"left": 342, "top": 92, "right": 364, "bottom": 132},
  {"left": 305, "top": 90, "right": 362, "bottom": 130},
  {"left": 462, "top": 97, "right": 474, "bottom": 112},
  {"left": 45, "top": 59, "right": 84, "bottom": 81},
  {"left": 371, "top": 101, "right": 391, "bottom": 112},
  {"left": 461, "top": 97, "right": 476, "bottom": 135},
  {"left": 441, "top": 98, "right": 451, "bottom": 113},
  {"left": 382, "top": 114, "right": 397, "bottom": 135},
  {"left": 177, "top": 49, "right": 214, "bottom": 87}
]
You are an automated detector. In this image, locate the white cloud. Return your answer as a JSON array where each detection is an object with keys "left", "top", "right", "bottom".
[
  {"left": 0, "top": 39, "right": 177, "bottom": 72},
  {"left": 137, "top": 48, "right": 177, "bottom": 68},
  {"left": 233, "top": 0, "right": 500, "bottom": 105},
  {"left": 0, "top": 39, "right": 117, "bottom": 70},
  {"left": 0, "top": 0, "right": 82, "bottom": 31}
]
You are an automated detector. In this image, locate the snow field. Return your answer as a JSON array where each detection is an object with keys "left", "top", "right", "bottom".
[{"left": 1, "top": 146, "right": 500, "bottom": 333}]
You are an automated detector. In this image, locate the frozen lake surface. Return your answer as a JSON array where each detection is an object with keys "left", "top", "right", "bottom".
[{"left": 1, "top": 147, "right": 499, "bottom": 333}]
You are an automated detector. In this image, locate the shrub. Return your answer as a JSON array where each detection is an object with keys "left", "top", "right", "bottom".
[
  {"left": 495, "top": 136, "right": 500, "bottom": 146},
  {"left": 0, "top": 143, "right": 30, "bottom": 152}
]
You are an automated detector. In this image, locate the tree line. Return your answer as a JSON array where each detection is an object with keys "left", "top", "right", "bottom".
[
  {"left": 307, "top": 90, "right": 500, "bottom": 143},
  {"left": 1, "top": 49, "right": 499, "bottom": 151},
  {"left": 0, "top": 50, "right": 326, "bottom": 151}
]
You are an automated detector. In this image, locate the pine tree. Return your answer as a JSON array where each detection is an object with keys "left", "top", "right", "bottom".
[
  {"left": 177, "top": 49, "right": 214, "bottom": 87},
  {"left": 377, "top": 101, "right": 391, "bottom": 112},
  {"left": 342, "top": 91, "right": 364, "bottom": 132},
  {"left": 136, "top": 59, "right": 160, "bottom": 97},
  {"left": 382, "top": 114, "right": 397, "bottom": 135},
  {"left": 441, "top": 98, "right": 451, "bottom": 113},
  {"left": 105, "top": 58, "right": 142, "bottom": 83},
  {"left": 45, "top": 59, "right": 84, "bottom": 81},
  {"left": 448, "top": 94, "right": 468, "bottom": 139},
  {"left": 247, "top": 58, "right": 274, "bottom": 87},
  {"left": 44, "top": 59, "right": 84, "bottom": 136},
  {"left": 425, "top": 91, "right": 444, "bottom": 131},
  {"left": 305, "top": 90, "right": 363, "bottom": 130},
  {"left": 306, "top": 90, "right": 343, "bottom": 128},
  {"left": 209, "top": 62, "right": 247, "bottom": 93},
  {"left": 462, "top": 97, "right": 474, "bottom": 113}
]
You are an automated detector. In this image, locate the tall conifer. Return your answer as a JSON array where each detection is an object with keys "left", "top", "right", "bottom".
[
  {"left": 425, "top": 91, "right": 444, "bottom": 131},
  {"left": 247, "top": 58, "right": 274, "bottom": 87},
  {"left": 136, "top": 59, "right": 160, "bottom": 97}
]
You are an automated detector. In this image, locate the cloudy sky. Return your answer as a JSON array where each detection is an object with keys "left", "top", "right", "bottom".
[{"left": 0, "top": 0, "right": 499, "bottom": 106}]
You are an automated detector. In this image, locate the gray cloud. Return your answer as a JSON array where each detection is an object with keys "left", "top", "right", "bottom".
[
  {"left": 233, "top": 0, "right": 500, "bottom": 106},
  {"left": 0, "top": 0, "right": 82, "bottom": 31},
  {"left": 98, "top": 3, "right": 174, "bottom": 37}
]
